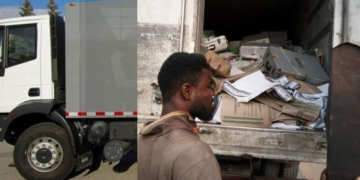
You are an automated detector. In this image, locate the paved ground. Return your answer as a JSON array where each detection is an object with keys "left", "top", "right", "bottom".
[
  {"left": 298, "top": 162, "right": 326, "bottom": 180},
  {"left": 0, "top": 142, "right": 137, "bottom": 180},
  {"left": 0, "top": 142, "right": 325, "bottom": 180}
]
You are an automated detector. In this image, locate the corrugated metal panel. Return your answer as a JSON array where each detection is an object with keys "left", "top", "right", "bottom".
[{"left": 65, "top": 1, "right": 137, "bottom": 115}]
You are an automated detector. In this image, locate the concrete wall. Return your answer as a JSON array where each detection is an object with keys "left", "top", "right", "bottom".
[{"left": 137, "top": 0, "right": 199, "bottom": 118}]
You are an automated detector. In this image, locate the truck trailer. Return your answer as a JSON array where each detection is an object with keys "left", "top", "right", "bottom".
[{"left": 0, "top": 1, "right": 137, "bottom": 180}]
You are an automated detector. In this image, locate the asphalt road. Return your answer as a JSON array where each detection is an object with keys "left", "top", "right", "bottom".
[
  {"left": 0, "top": 142, "right": 137, "bottom": 180},
  {"left": 0, "top": 142, "right": 325, "bottom": 180}
]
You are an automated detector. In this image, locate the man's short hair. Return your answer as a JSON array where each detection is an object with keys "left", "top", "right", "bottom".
[{"left": 158, "top": 52, "right": 211, "bottom": 103}]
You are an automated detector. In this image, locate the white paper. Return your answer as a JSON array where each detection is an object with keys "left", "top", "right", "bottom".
[
  {"left": 266, "top": 76, "right": 289, "bottom": 86},
  {"left": 307, "top": 122, "right": 317, "bottom": 128},
  {"left": 283, "top": 81, "right": 300, "bottom": 90},
  {"left": 294, "top": 93, "right": 324, "bottom": 109},
  {"left": 230, "top": 66, "right": 244, "bottom": 76},
  {"left": 231, "top": 71, "right": 279, "bottom": 102},
  {"left": 306, "top": 118, "right": 326, "bottom": 130},
  {"left": 273, "top": 85, "right": 294, "bottom": 101},
  {"left": 320, "top": 96, "right": 328, "bottom": 119},
  {"left": 317, "top": 83, "right": 329, "bottom": 96},
  {"left": 318, "top": 83, "right": 329, "bottom": 121},
  {"left": 271, "top": 122, "right": 300, "bottom": 130}
]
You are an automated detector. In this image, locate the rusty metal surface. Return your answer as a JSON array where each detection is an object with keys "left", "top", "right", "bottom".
[
  {"left": 137, "top": 121, "right": 327, "bottom": 163},
  {"left": 327, "top": 43, "right": 360, "bottom": 179}
]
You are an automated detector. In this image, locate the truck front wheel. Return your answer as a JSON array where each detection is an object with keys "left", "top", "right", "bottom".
[{"left": 14, "top": 123, "right": 76, "bottom": 180}]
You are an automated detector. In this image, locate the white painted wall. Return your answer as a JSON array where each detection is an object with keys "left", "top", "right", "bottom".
[
  {"left": 332, "top": 0, "right": 360, "bottom": 48},
  {"left": 137, "top": 0, "right": 199, "bottom": 118}
]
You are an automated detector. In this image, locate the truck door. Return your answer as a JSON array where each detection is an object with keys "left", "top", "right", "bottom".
[
  {"left": 0, "top": 26, "right": 4, "bottom": 90},
  {"left": 0, "top": 22, "right": 42, "bottom": 113},
  {"left": 327, "top": 1, "right": 360, "bottom": 179}
]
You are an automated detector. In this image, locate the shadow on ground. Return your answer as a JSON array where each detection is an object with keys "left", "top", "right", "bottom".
[
  {"left": 113, "top": 153, "right": 137, "bottom": 173},
  {"left": 66, "top": 152, "right": 137, "bottom": 179}
]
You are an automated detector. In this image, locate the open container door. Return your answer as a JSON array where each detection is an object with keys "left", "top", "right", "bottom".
[
  {"left": 193, "top": 0, "right": 360, "bottom": 178},
  {"left": 327, "top": 0, "right": 360, "bottom": 179}
]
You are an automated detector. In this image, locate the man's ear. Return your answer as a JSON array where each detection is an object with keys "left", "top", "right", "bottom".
[{"left": 180, "top": 83, "right": 193, "bottom": 100}]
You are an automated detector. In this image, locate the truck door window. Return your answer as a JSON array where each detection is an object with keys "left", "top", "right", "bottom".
[{"left": 7, "top": 24, "right": 37, "bottom": 67}]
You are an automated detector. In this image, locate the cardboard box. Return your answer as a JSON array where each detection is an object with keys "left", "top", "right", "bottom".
[
  {"left": 204, "top": 50, "right": 231, "bottom": 78},
  {"left": 287, "top": 76, "right": 322, "bottom": 94},
  {"left": 268, "top": 108, "right": 303, "bottom": 124},
  {"left": 221, "top": 93, "right": 271, "bottom": 128},
  {"left": 255, "top": 93, "right": 321, "bottom": 122},
  {"left": 212, "top": 77, "right": 223, "bottom": 95}
]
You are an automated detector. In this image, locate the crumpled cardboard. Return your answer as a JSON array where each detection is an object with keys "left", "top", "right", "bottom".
[
  {"left": 287, "top": 76, "right": 322, "bottom": 94},
  {"left": 212, "top": 77, "right": 223, "bottom": 95},
  {"left": 221, "top": 93, "right": 271, "bottom": 128},
  {"left": 287, "top": 100, "right": 321, "bottom": 121},
  {"left": 255, "top": 93, "right": 321, "bottom": 122},
  {"left": 203, "top": 50, "right": 231, "bottom": 78}
]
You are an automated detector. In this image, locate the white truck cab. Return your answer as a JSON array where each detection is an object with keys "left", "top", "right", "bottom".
[{"left": 0, "top": 15, "right": 55, "bottom": 113}]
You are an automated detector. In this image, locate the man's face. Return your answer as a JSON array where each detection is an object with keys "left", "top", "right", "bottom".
[{"left": 190, "top": 68, "right": 216, "bottom": 121}]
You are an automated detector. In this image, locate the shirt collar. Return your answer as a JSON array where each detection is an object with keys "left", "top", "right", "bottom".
[{"left": 139, "top": 111, "right": 196, "bottom": 135}]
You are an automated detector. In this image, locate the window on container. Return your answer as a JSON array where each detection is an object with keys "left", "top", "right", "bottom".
[{"left": 7, "top": 24, "right": 37, "bottom": 67}]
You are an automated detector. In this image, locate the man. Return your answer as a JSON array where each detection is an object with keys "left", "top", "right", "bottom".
[{"left": 138, "top": 52, "right": 222, "bottom": 180}]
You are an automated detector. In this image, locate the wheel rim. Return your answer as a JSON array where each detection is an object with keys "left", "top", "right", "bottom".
[{"left": 26, "top": 137, "right": 64, "bottom": 173}]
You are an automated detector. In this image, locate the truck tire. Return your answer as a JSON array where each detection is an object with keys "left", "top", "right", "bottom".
[
  {"left": 13, "top": 123, "right": 76, "bottom": 180},
  {"left": 280, "top": 162, "right": 299, "bottom": 178}
]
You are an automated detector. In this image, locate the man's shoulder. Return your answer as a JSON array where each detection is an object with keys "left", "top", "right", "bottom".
[
  {"left": 171, "top": 137, "right": 220, "bottom": 180},
  {"left": 169, "top": 133, "right": 215, "bottom": 160}
]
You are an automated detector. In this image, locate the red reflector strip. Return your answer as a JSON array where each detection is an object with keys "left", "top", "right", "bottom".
[
  {"left": 96, "top": 112, "right": 105, "bottom": 116},
  {"left": 114, "top": 111, "right": 124, "bottom": 116},
  {"left": 65, "top": 111, "right": 137, "bottom": 117},
  {"left": 78, "top": 112, "right": 87, "bottom": 116}
]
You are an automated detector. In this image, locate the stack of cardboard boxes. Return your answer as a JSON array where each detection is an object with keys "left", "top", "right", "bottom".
[{"left": 199, "top": 32, "right": 329, "bottom": 130}]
